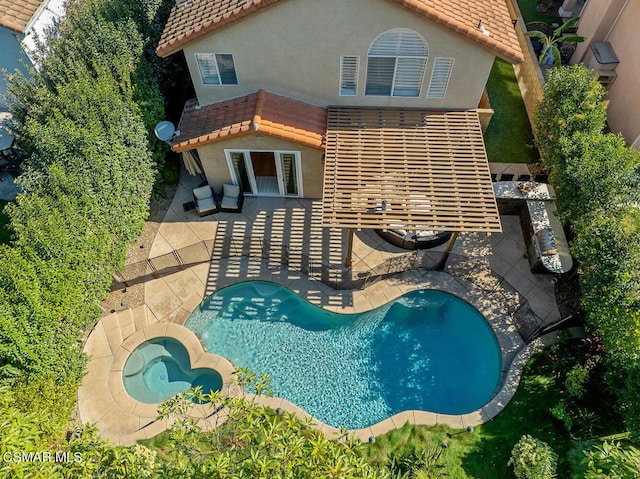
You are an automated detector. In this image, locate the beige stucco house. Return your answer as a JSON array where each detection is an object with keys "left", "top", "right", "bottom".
[
  {"left": 157, "top": 0, "right": 523, "bottom": 206},
  {"left": 570, "top": 0, "right": 640, "bottom": 149}
]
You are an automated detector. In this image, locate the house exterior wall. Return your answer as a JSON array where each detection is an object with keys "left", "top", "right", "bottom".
[
  {"left": 570, "top": 0, "right": 624, "bottom": 63},
  {"left": 571, "top": 0, "right": 639, "bottom": 147},
  {"left": 196, "top": 135, "right": 324, "bottom": 198},
  {"left": 182, "top": 0, "right": 495, "bottom": 109},
  {"left": 599, "top": 3, "right": 640, "bottom": 145}
]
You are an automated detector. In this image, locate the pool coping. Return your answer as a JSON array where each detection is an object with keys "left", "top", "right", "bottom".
[
  {"left": 188, "top": 276, "right": 531, "bottom": 441},
  {"left": 86, "top": 267, "right": 545, "bottom": 444}
]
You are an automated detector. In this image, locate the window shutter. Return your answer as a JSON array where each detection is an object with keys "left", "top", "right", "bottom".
[
  {"left": 196, "top": 53, "right": 221, "bottom": 85},
  {"left": 369, "top": 29, "right": 427, "bottom": 57},
  {"left": 215, "top": 54, "right": 238, "bottom": 85},
  {"left": 340, "top": 56, "right": 359, "bottom": 96},
  {"left": 366, "top": 29, "right": 428, "bottom": 97},
  {"left": 427, "top": 58, "right": 454, "bottom": 99},
  {"left": 365, "top": 57, "right": 395, "bottom": 96},
  {"left": 392, "top": 57, "right": 427, "bottom": 97}
]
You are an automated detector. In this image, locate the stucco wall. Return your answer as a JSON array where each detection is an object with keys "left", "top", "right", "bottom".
[
  {"left": 570, "top": 0, "right": 639, "bottom": 146},
  {"left": 182, "top": 0, "right": 495, "bottom": 109},
  {"left": 196, "top": 135, "right": 324, "bottom": 198},
  {"left": 602, "top": 3, "right": 640, "bottom": 145},
  {"left": 571, "top": 0, "right": 624, "bottom": 63}
]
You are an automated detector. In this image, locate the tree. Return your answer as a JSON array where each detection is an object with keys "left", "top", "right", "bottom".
[
  {"left": 0, "top": 0, "right": 161, "bottom": 432},
  {"left": 154, "top": 373, "right": 388, "bottom": 479},
  {"left": 526, "top": 17, "right": 585, "bottom": 68},
  {"left": 534, "top": 64, "right": 640, "bottom": 440},
  {"left": 508, "top": 435, "right": 558, "bottom": 479}
]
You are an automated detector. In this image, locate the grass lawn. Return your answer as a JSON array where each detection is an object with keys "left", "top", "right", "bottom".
[
  {"left": 361, "top": 342, "right": 625, "bottom": 478},
  {"left": 484, "top": 58, "right": 539, "bottom": 164},
  {"left": 517, "top": 0, "right": 562, "bottom": 25},
  {"left": 0, "top": 200, "right": 11, "bottom": 244}
]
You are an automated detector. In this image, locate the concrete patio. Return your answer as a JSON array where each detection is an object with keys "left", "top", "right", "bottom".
[{"left": 138, "top": 168, "right": 559, "bottom": 327}]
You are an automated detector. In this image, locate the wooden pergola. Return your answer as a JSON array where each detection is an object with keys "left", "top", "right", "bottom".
[{"left": 321, "top": 107, "right": 502, "bottom": 267}]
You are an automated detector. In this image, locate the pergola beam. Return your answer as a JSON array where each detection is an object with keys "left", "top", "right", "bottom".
[{"left": 321, "top": 107, "right": 502, "bottom": 235}]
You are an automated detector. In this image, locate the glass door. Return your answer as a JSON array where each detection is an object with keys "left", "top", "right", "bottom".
[
  {"left": 227, "top": 150, "right": 302, "bottom": 197},
  {"left": 228, "top": 151, "right": 255, "bottom": 194},
  {"left": 277, "top": 153, "right": 301, "bottom": 196},
  {"left": 250, "top": 152, "right": 280, "bottom": 195}
]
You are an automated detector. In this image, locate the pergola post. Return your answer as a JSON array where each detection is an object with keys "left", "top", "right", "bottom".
[
  {"left": 345, "top": 228, "right": 355, "bottom": 267},
  {"left": 435, "top": 232, "right": 459, "bottom": 271}
]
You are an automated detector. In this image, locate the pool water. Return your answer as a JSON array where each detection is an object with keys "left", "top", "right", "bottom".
[
  {"left": 123, "top": 337, "right": 222, "bottom": 404},
  {"left": 185, "top": 281, "right": 501, "bottom": 429}
]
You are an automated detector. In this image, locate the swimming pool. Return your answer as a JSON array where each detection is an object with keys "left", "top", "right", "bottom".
[
  {"left": 123, "top": 337, "right": 223, "bottom": 404},
  {"left": 185, "top": 281, "right": 501, "bottom": 429}
]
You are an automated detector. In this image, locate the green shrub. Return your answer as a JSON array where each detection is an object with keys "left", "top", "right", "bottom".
[
  {"left": 565, "top": 361, "right": 592, "bottom": 399},
  {"left": 160, "top": 155, "right": 181, "bottom": 184},
  {"left": 508, "top": 434, "right": 558, "bottom": 479},
  {"left": 549, "top": 402, "right": 573, "bottom": 432},
  {"left": 535, "top": 64, "right": 640, "bottom": 439},
  {"left": 582, "top": 441, "right": 640, "bottom": 479}
]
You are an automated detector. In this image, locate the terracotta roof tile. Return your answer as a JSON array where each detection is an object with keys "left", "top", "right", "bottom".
[
  {"left": 172, "top": 89, "right": 327, "bottom": 151},
  {"left": 0, "top": 0, "right": 45, "bottom": 32},
  {"left": 156, "top": 0, "right": 522, "bottom": 63}
]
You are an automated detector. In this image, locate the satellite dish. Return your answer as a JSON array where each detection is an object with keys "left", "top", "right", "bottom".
[{"left": 154, "top": 121, "right": 177, "bottom": 142}]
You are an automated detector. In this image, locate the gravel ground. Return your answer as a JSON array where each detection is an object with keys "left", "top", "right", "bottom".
[{"left": 100, "top": 183, "right": 177, "bottom": 315}]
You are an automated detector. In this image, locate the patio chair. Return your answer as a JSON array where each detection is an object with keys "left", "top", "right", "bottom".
[
  {"left": 220, "top": 183, "right": 244, "bottom": 213},
  {"left": 192, "top": 185, "right": 219, "bottom": 217}
]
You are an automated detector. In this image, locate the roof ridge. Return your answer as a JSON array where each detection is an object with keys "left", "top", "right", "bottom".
[
  {"left": 156, "top": 0, "right": 523, "bottom": 64},
  {"left": 251, "top": 89, "right": 266, "bottom": 131},
  {"left": 173, "top": 90, "right": 327, "bottom": 151}
]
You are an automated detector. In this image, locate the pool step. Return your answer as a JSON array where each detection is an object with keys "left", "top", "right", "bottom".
[
  {"left": 131, "top": 305, "right": 150, "bottom": 332},
  {"left": 101, "top": 312, "right": 124, "bottom": 354},
  {"left": 117, "top": 309, "right": 136, "bottom": 340},
  {"left": 100, "top": 306, "right": 160, "bottom": 354}
]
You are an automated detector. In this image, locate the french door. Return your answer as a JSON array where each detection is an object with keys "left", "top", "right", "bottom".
[{"left": 226, "top": 150, "right": 303, "bottom": 197}]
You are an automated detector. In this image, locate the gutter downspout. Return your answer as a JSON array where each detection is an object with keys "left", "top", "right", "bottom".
[{"left": 604, "top": 0, "right": 630, "bottom": 41}]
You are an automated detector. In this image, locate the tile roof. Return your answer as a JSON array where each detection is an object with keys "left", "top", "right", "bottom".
[
  {"left": 156, "top": 0, "right": 523, "bottom": 63},
  {"left": 0, "top": 0, "right": 45, "bottom": 33},
  {"left": 172, "top": 89, "right": 327, "bottom": 151}
]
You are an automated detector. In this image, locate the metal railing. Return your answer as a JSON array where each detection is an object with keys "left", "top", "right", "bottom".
[
  {"left": 112, "top": 237, "right": 441, "bottom": 291},
  {"left": 112, "top": 238, "right": 562, "bottom": 344}
]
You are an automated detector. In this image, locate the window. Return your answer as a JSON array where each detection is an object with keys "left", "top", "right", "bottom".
[
  {"left": 340, "top": 56, "right": 359, "bottom": 96},
  {"left": 426, "top": 58, "right": 454, "bottom": 99},
  {"left": 195, "top": 53, "right": 238, "bottom": 85},
  {"left": 365, "top": 29, "right": 428, "bottom": 97}
]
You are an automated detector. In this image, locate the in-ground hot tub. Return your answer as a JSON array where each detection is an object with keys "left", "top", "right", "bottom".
[{"left": 123, "top": 337, "right": 222, "bottom": 404}]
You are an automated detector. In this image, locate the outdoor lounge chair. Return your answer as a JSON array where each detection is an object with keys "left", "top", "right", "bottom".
[
  {"left": 192, "top": 185, "right": 219, "bottom": 217},
  {"left": 220, "top": 184, "right": 244, "bottom": 213}
]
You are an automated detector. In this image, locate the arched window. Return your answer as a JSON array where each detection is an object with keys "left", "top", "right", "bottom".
[{"left": 365, "top": 29, "right": 428, "bottom": 97}]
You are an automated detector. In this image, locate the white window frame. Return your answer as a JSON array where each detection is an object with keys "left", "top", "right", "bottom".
[
  {"left": 426, "top": 58, "right": 454, "bottom": 99},
  {"left": 194, "top": 53, "right": 238, "bottom": 86},
  {"left": 365, "top": 29, "right": 428, "bottom": 98},
  {"left": 339, "top": 55, "right": 360, "bottom": 96},
  {"left": 224, "top": 149, "right": 304, "bottom": 198}
]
